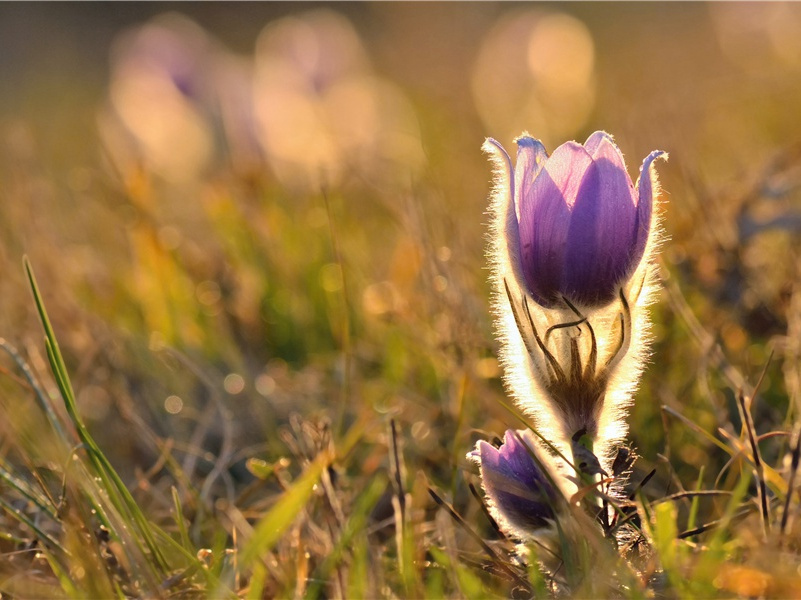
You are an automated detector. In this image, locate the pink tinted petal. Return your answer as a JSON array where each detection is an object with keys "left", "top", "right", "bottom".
[
  {"left": 584, "top": 131, "right": 628, "bottom": 173},
  {"left": 582, "top": 130, "right": 613, "bottom": 155},
  {"left": 518, "top": 141, "right": 592, "bottom": 307},
  {"left": 539, "top": 141, "right": 594, "bottom": 209},
  {"left": 633, "top": 150, "right": 666, "bottom": 259},
  {"left": 561, "top": 146, "right": 639, "bottom": 306}
]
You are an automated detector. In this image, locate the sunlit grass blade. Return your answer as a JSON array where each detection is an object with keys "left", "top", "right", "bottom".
[
  {"left": 428, "top": 546, "right": 486, "bottom": 600},
  {"left": 244, "top": 563, "right": 267, "bottom": 600},
  {"left": 736, "top": 391, "right": 770, "bottom": 536},
  {"left": 0, "top": 338, "right": 69, "bottom": 442},
  {"left": 171, "top": 486, "right": 194, "bottom": 553},
  {"left": 3, "top": 547, "right": 74, "bottom": 599},
  {"left": 427, "top": 486, "right": 531, "bottom": 591},
  {"left": 780, "top": 422, "right": 801, "bottom": 539},
  {"left": 24, "top": 257, "right": 170, "bottom": 577},
  {"left": 304, "top": 474, "right": 386, "bottom": 599},
  {"left": 651, "top": 501, "right": 683, "bottom": 593},
  {"left": 690, "top": 470, "right": 752, "bottom": 590},
  {"left": 239, "top": 450, "right": 331, "bottom": 567},
  {"left": 661, "top": 405, "right": 733, "bottom": 456},
  {"left": 0, "top": 493, "right": 65, "bottom": 554},
  {"left": 150, "top": 526, "right": 228, "bottom": 593},
  {"left": 687, "top": 466, "right": 705, "bottom": 535},
  {"left": 0, "top": 460, "right": 59, "bottom": 520},
  {"left": 717, "top": 428, "right": 788, "bottom": 495}
]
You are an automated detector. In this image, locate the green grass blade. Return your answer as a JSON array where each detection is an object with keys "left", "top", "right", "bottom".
[
  {"left": 171, "top": 486, "right": 194, "bottom": 553},
  {"left": 0, "top": 461, "right": 59, "bottom": 520},
  {"left": 0, "top": 338, "right": 69, "bottom": 442},
  {"left": 428, "top": 546, "right": 486, "bottom": 600},
  {"left": 25, "top": 258, "right": 170, "bottom": 575},
  {"left": 239, "top": 451, "right": 330, "bottom": 567},
  {"left": 304, "top": 474, "right": 386, "bottom": 599},
  {"left": 0, "top": 493, "right": 65, "bottom": 553},
  {"left": 687, "top": 466, "right": 705, "bottom": 534},
  {"left": 245, "top": 563, "right": 267, "bottom": 600}
]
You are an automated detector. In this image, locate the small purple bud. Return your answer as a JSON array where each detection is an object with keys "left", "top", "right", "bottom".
[
  {"left": 469, "top": 430, "right": 560, "bottom": 533},
  {"left": 508, "top": 131, "right": 664, "bottom": 308}
]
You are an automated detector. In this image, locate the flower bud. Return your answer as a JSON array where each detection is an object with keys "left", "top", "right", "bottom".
[{"left": 469, "top": 429, "right": 564, "bottom": 536}]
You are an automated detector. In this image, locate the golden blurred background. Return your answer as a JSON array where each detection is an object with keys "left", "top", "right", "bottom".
[{"left": 0, "top": 2, "right": 800, "bottom": 488}]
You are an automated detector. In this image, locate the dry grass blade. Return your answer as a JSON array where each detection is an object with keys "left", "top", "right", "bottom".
[
  {"left": 780, "top": 422, "right": 801, "bottom": 539},
  {"left": 736, "top": 390, "right": 770, "bottom": 536},
  {"left": 390, "top": 419, "right": 406, "bottom": 524},
  {"left": 467, "top": 482, "right": 503, "bottom": 537},
  {"left": 677, "top": 507, "right": 754, "bottom": 540},
  {"left": 239, "top": 451, "right": 331, "bottom": 567},
  {"left": 652, "top": 490, "right": 733, "bottom": 505},
  {"left": 427, "top": 486, "right": 531, "bottom": 591}
]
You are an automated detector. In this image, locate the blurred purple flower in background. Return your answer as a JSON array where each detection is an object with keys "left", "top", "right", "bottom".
[
  {"left": 490, "top": 132, "right": 664, "bottom": 308},
  {"left": 469, "top": 429, "right": 562, "bottom": 535},
  {"left": 253, "top": 9, "right": 423, "bottom": 188},
  {"left": 104, "top": 13, "right": 261, "bottom": 180}
]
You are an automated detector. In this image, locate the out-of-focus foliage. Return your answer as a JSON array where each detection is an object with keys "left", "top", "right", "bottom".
[{"left": 0, "top": 3, "right": 800, "bottom": 597}]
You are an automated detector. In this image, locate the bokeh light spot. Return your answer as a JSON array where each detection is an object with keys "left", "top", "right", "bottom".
[
  {"left": 224, "top": 373, "right": 246, "bottom": 395},
  {"left": 164, "top": 395, "right": 184, "bottom": 414}
]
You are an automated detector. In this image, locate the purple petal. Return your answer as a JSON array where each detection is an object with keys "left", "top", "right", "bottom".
[
  {"left": 560, "top": 137, "right": 639, "bottom": 306},
  {"left": 633, "top": 150, "right": 666, "bottom": 260},
  {"left": 513, "top": 136, "right": 549, "bottom": 219},
  {"left": 518, "top": 141, "right": 592, "bottom": 307},
  {"left": 476, "top": 431, "right": 558, "bottom": 531},
  {"left": 483, "top": 137, "right": 514, "bottom": 202}
]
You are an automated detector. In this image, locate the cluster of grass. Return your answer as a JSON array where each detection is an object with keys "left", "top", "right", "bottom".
[
  {"left": 0, "top": 147, "right": 800, "bottom": 597},
  {"left": 1, "top": 4, "right": 801, "bottom": 598}
]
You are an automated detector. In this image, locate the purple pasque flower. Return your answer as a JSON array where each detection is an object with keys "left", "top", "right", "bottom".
[
  {"left": 469, "top": 429, "right": 561, "bottom": 534},
  {"left": 505, "top": 131, "right": 664, "bottom": 308}
]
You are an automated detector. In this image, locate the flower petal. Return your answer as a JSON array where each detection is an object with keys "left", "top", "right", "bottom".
[
  {"left": 560, "top": 138, "right": 639, "bottom": 306},
  {"left": 475, "top": 431, "right": 558, "bottom": 532},
  {"left": 584, "top": 131, "right": 628, "bottom": 172},
  {"left": 518, "top": 141, "right": 591, "bottom": 307},
  {"left": 482, "top": 137, "right": 514, "bottom": 207},
  {"left": 633, "top": 150, "right": 667, "bottom": 259},
  {"left": 583, "top": 130, "right": 612, "bottom": 155}
]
